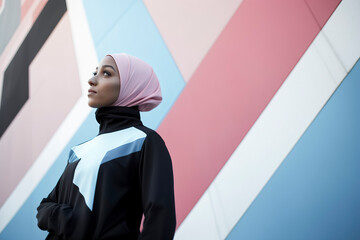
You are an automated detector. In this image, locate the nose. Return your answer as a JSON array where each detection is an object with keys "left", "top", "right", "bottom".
[{"left": 88, "top": 76, "right": 97, "bottom": 86}]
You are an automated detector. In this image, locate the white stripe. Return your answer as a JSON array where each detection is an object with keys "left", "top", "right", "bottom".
[
  {"left": 322, "top": 0, "right": 360, "bottom": 72},
  {"left": 174, "top": 0, "right": 360, "bottom": 239},
  {"left": 0, "top": 0, "right": 97, "bottom": 233}
]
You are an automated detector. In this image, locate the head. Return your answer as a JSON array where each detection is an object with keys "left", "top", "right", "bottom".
[
  {"left": 88, "top": 55, "right": 120, "bottom": 108},
  {"left": 88, "top": 53, "right": 162, "bottom": 111}
]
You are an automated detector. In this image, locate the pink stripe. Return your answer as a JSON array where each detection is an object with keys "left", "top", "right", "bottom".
[
  {"left": 157, "top": 0, "right": 340, "bottom": 229},
  {"left": 20, "top": 0, "right": 35, "bottom": 21},
  {"left": 305, "top": 0, "right": 341, "bottom": 27},
  {"left": 32, "top": 0, "right": 48, "bottom": 23}
]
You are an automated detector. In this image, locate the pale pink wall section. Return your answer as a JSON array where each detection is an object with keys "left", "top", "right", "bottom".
[
  {"left": 143, "top": 0, "right": 244, "bottom": 82},
  {"left": 0, "top": 12, "right": 81, "bottom": 207}
]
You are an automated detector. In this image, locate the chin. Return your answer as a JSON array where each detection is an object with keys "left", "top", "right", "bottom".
[
  {"left": 88, "top": 101, "right": 112, "bottom": 109},
  {"left": 88, "top": 100, "right": 98, "bottom": 108},
  {"left": 88, "top": 97, "right": 117, "bottom": 108}
]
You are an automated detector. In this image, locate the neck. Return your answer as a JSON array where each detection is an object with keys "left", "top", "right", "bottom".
[{"left": 95, "top": 106, "right": 142, "bottom": 135}]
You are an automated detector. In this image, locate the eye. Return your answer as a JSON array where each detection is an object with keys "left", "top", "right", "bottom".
[
  {"left": 92, "top": 71, "right": 97, "bottom": 76},
  {"left": 103, "top": 71, "right": 111, "bottom": 76}
]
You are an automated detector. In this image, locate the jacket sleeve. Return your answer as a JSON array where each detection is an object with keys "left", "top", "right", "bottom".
[
  {"left": 138, "top": 131, "right": 176, "bottom": 240},
  {"left": 36, "top": 164, "right": 77, "bottom": 239}
]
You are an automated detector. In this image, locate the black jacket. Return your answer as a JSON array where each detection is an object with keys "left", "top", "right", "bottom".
[{"left": 36, "top": 106, "right": 176, "bottom": 240}]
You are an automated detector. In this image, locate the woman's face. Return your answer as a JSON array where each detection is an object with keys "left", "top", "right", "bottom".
[{"left": 88, "top": 56, "right": 120, "bottom": 108}]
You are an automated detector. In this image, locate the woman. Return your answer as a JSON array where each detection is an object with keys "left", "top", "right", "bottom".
[{"left": 36, "top": 53, "right": 176, "bottom": 240}]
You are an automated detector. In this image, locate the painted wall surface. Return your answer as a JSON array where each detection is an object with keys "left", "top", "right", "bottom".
[{"left": 0, "top": 0, "right": 359, "bottom": 239}]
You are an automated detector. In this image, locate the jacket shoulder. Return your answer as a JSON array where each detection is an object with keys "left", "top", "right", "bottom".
[{"left": 135, "top": 125, "right": 165, "bottom": 144}]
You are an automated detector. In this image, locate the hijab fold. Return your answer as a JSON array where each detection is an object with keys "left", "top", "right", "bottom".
[{"left": 107, "top": 53, "right": 162, "bottom": 112}]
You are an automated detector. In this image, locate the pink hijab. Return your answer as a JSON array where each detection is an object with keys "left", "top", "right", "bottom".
[{"left": 107, "top": 53, "right": 162, "bottom": 112}]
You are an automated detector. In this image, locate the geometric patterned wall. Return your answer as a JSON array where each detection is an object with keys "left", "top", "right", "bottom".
[{"left": 0, "top": 0, "right": 359, "bottom": 239}]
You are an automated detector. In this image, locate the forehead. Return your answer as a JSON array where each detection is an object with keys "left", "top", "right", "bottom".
[{"left": 98, "top": 55, "right": 116, "bottom": 67}]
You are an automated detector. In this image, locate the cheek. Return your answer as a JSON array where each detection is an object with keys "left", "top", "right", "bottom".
[{"left": 103, "top": 81, "right": 120, "bottom": 100}]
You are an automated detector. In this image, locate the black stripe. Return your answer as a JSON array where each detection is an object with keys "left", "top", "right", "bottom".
[{"left": 0, "top": 0, "right": 67, "bottom": 138}]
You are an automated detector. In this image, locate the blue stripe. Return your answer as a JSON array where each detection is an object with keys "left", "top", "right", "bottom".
[
  {"left": 226, "top": 60, "right": 360, "bottom": 240},
  {"left": 101, "top": 137, "right": 145, "bottom": 164}
]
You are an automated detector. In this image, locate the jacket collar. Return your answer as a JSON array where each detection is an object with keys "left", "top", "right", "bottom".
[{"left": 95, "top": 106, "right": 142, "bottom": 135}]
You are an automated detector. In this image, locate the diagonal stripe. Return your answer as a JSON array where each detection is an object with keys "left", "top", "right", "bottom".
[
  {"left": 0, "top": 0, "right": 66, "bottom": 139},
  {"left": 174, "top": 0, "right": 360, "bottom": 238},
  {"left": 226, "top": 58, "right": 360, "bottom": 240},
  {"left": 157, "top": 0, "right": 342, "bottom": 230}
]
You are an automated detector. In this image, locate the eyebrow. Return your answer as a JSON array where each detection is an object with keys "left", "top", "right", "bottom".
[{"left": 96, "top": 65, "right": 117, "bottom": 72}]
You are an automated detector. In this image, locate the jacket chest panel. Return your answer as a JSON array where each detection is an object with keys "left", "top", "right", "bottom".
[{"left": 68, "top": 127, "right": 146, "bottom": 210}]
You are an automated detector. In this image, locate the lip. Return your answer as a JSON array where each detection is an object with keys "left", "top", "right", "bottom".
[{"left": 88, "top": 89, "right": 97, "bottom": 94}]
